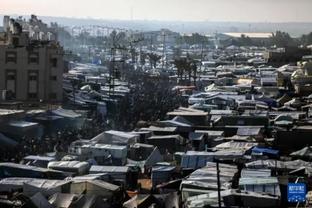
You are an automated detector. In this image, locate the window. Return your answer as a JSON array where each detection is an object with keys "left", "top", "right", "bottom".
[
  {"left": 50, "top": 76, "right": 57, "bottom": 81},
  {"left": 6, "top": 70, "right": 16, "bottom": 99},
  {"left": 49, "top": 93, "right": 57, "bottom": 100},
  {"left": 28, "top": 71, "right": 38, "bottom": 97},
  {"left": 29, "top": 74, "right": 38, "bottom": 81},
  {"left": 28, "top": 93, "right": 38, "bottom": 99},
  {"left": 7, "top": 73, "right": 16, "bottom": 80},
  {"left": 28, "top": 52, "right": 39, "bottom": 64},
  {"left": 5, "top": 51, "right": 17, "bottom": 63},
  {"left": 12, "top": 37, "right": 19, "bottom": 46},
  {"left": 51, "top": 58, "right": 58, "bottom": 67}
]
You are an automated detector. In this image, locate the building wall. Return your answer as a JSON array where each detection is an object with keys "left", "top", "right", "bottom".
[{"left": 0, "top": 43, "right": 63, "bottom": 102}]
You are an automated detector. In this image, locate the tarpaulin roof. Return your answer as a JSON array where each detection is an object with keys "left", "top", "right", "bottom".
[
  {"left": 241, "top": 169, "right": 271, "bottom": 178},
  {"left": 237, "top": 127, "right": 261, "bottom": 136},
  {"left": 24, "top": 155, "right": 55, "bottom": 162},
  {"left": 215, "top": 141, "right": 257, "bottom": 151},
  {"left": 31, "top": 192, "right": 54, "bottom": 208},
  {"left": 51, "top": 108, "right": 81, "bottom": 118},
  {"left": 0, "top": 133, "right": 18, "bottom": 147},
  {"left": 160, "top": 119, "right": 191, "bottom": 127},
  {"left": 152, "top": 166, "right": 175, "bottom": 172},
  {"left": 252, "top": 147, "right": 279, "bottom": 156},
  {"left": 189, "top": 132, "right": 205, "bottom": 141},
  {"left": 90, "top": 165, "right": 129, "bottom": 173},
  {"left": 8, "top": 120, "right": 38, "bottom": 128},
  {"left": 239, "top": 177, "right": 278, "bottom": 185},
  {"left": 181, "top": 162, "right": 237, "bottom": 191},
  {"left": 246, "top": 159, "right": 312, "bottom": 170},
  {"left": 290, "top": 146, "right": 312, "bottom": 159}
]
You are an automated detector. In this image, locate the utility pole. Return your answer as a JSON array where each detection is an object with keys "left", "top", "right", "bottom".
[
  {"left": 162, "top": 31, "right": 166, "bottom": 69},
  {"left": 216, "top": 160, "right": 222, "bottom": 208},
  {"left": 109, "top": 47, "right": 116, "bottom": 97}
]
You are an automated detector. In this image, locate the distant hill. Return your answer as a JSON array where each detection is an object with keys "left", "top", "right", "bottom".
[{"left": 1, "top": 14, "right": 312, "bottom": 37}]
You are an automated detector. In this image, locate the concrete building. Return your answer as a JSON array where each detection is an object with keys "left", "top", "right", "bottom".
[{"left": 0, "top": 16, "right": 63, "bottom": 103}]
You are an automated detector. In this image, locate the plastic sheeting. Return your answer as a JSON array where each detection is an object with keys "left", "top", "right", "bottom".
[
  {"left": 0, "top": 132, "right": 18, "bottom": 147},
  {"left": 51, "top": 108, "right": 81, "bottom": 118},
  {"left": 23, "top": 179, "right": 70, "bottom": 197},
  {"left": 181, "top": 151, "right": 214, "bottom": 169}
]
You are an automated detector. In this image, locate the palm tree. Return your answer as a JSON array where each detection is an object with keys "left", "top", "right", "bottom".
[
  {"left": 147, "top": 53, "right": 161, "bottom": 68},
  {"left": 174, "top": 57, "right": 198, "bottom": 86}
]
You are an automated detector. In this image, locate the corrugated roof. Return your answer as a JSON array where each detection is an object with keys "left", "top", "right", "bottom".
[
  {"left": 239, "top": 177, "right": 278, "bottom": 185},
  {"left": 241, "top": 169, "right": 271, "bottom": 178},
  {"left": 90, "top": 165, "right": 129, "bottom": 173},
  {"left": 223, "top": 32, "right": 273, "bottom": 38}
]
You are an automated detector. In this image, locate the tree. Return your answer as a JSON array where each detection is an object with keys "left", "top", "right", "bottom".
[
  {"left": 239, "top": 34, "right": 253, "bottom": 46},
  {"left": 147, "top": 53, "right": 161, "bottom": 68},
  {"left": 174, "top": 57, "right": 198, "bottom": 86},
  {"left": 173, "top": 47, "right": 182, "bottom": 59},
  {"left": 270, "top": 31, "right": 296, "bottom": 47},
  {"left": 300, "top": 32, "right": 312, "bottom": 46},
  {"left": 140, "top": 53, "right": 147, "bottom": 66},
  {"left": 178, "top": 33, "right": 209, "bottom": 45}
]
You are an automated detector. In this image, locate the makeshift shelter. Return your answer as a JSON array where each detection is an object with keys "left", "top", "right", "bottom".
[
  {"left": 123, "top": 192, "right": 180, "bottom": 208},
  {"left": 130, "top": 131, "right": 152, "bottom": 143},
  {"left": 78, "top": 144, "right": 127, "bottom": 165},
  {"left": 180, "top": 151, "right": 214, "bottom": 169},
  {"left": 140, "top": 126, "right": 177, "bottom": 135},
  {"left": 277, "top": 94, "right": 292, "bottom": 106},
  {"left": 160, "top": 116, "right": 193, "bottom": 128},
  {"left": 274, "top": 126, "right": 312, "bottom": 153},
  {"left": 127, "top": 144, "right": 163, "bottom": 170},
  {"left": 0, "top": 163, "right": 69, "bottom": 180},
  {"left": 274, "top": 114, "right": 294, "bottom": 126},
  {"left": 212, "top": 149, "right": 246, "bottom": 161},
  {"left": 251, "top": 147, "right": 279, "bottom": 158},
  {"left": 151, "top": 166, "right": 176, "bottom": 186},
  {"left": 0, "top": 132, "right": 18, "bottom": 148},
  {"left": 167, "top": 107, "right": 208, "bottom": 126},
  {"left": 180, "top": 162, "right": 238, "bottom": 201},
  {"left": 185, "top": 189, "right": 280, "bottom": 208},
  {"left": 49, "top": 193, "right": 113, "bottom": 208},
  {"left": 214, "top": 115, "right": 269, "bottom": 127},
  {"left": 48, "top": 161, "right": 90, "bottom": 176},
  {"left": 290, "top": 146, "right": 312, "bottom": 160},
  {"left": 22, "top": 155, "right": 55, "bottom": 168},
  {"left": 284, "top": 98, "right": 303, "bottom": 108},
  {"left": 0, "top": 120, "right": 41, "bottom": 139},
  {"left": 0, "top": 177, "right": 38, "bottom": 193},
  {"left": 147, "top": 135, "right": 185, "bottom": 154},
  {"left": 70, "top": 180, "right": 121, "bottom": 198},
  {"left": 91, "top": 130, "right": 138, "bottom": 146},
  {"left": 189, "top": 132, "right": 207, "bottom": 151},
  {"left": 128, "top": 143, "right": 155, "bottom": 161},
  {"left": 236, "top": 126, "right": 263, "bottom": 140},
  {"left": 89, "top": 165, "right": 137, "bottom": 188},
  {"left": 246, "top": 159, "right": 312, "bottom": 172},
  {"left": 239, "top": 177, "right": 280, "bottom": 197},
  {"left": 23, "top": 179, "right": 71, "bottom": 197},
  {"left": 214, "top": 141, "right": 257, "bottom": 152},
  {"left": 31, "top": 192, "right": 54, "bottom": 208}
]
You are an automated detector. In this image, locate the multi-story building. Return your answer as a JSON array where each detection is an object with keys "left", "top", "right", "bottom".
[{"left": 0, "top": 16, "right": 63, "bottom": 103}]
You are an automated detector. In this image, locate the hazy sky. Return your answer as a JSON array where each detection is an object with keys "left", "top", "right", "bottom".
[{"left": 1, "top": 0, "right": 312, "bottom": 22}]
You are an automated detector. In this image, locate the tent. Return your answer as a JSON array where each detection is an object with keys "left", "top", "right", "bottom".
[
  {"left": 251, "top": 147, "right": 279, "bottom": 157},
  {"left": 0, "top": 133, "right": 18, "bottom": 148},
  {"left": 290, "top": 146, "right": 312, "bottom": 160}
]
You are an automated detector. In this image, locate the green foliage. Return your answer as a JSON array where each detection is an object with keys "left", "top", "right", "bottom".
[
  {"left": 177, "top": 33, "right": 209, "bottom": 45},
  {"left": 147, "top": 53, "right": 162, "bottom": 68},
  {"left": 270, "top": 31, "right": 297, "bottom": 47},
  {"left": 300, "top": 32, "right": 312, "bottom": 46}
]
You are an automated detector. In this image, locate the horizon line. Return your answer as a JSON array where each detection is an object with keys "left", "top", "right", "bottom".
[{"left": 1, "top": 13, "right": 312, "bottom": 25}]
